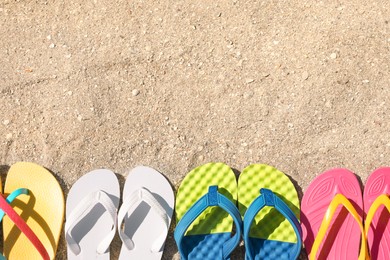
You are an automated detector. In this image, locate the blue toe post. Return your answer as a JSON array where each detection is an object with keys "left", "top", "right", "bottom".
[
  {"left": 243, "top": 188, "right": 302, "bottom": 260},
  {"left": 175, "top": 185, "right": 242, "bottom": 260}
]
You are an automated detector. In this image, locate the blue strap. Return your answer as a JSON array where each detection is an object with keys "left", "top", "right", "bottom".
[
  {"left": 243, "top": 188, "right": 302, "bottom": 260},
  {"left": 174, "top": 186, "right": 242, "bottom": 260},
  {"left": 0, "top": 188, "right": 29, "bottom": 221}
]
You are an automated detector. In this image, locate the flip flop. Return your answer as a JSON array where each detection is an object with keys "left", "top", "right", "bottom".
[
  {"left": 238, "top": 164, "right": 302, "bottom": 260},
  {"left": 65, "top": 169, "right": 120, "bottom": 260},
  {"left": 174, "top": 162, "right": 242, "bottom": 260},
  {"left": 301, "top": 168, "right": 369, "bottom": 260},
  {"left": 3, "top": 162, "right": 64, "bottom": 259},
  {"left": 364, "top": 167, "right": 390, "bottom": 260},
  {"left": 117, "top": 166, "right": 174, "bottom": 259}
]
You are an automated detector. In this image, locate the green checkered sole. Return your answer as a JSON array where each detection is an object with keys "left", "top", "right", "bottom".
[
  {"left": 176, "top": 162, "right": 237, "bottom": 235},
  {"left": 238, "top": 164, "right": 300, "bottom": 243}
]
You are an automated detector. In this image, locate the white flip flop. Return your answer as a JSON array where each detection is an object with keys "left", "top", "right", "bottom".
[
  {"left": 65, "top": 169, "right": 120, "bottom": 260},
  {"left": 117, "top": 166, "right": 174, "bottom": 260}
]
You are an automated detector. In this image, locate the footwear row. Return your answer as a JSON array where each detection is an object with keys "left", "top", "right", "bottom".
[{"left": 0, "top": 162, "right": 389, "bottom": 259}]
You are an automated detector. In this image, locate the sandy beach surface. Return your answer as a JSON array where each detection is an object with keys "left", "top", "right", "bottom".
[{"left": 1, "top": 0, "right": 390, "bottom": 259}]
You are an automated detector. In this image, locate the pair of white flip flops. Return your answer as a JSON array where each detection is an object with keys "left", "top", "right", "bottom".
[{"left": 64, "top": 166, "right": 174, "bottom": 259}]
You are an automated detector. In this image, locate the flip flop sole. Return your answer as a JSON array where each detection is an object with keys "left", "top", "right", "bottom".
[
  {"left": 364, "top": 167, "right": 390, "bottom": 260},
  {"left": 175, "top": 162, "right": 237, "bottom": 259},
  {"left": 66, "top": 169, "right": 120, "bottom": 260},
  {"left": 301, "top": 168, "right": 363, "bottom": 259},
  {"left": 238, "top": 164, "right": 300, "bottom": 259},
  {"left": 3, "top": 162, "right": 64, "bottom": 260},
  {"left": 119, "top": 166, "right": 174, "bottom": 260}
]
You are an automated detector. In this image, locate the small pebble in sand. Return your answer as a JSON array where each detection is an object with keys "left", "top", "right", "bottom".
[
  {"left": 49, "top": 43, "right": 55, "bottom": 48},
  {"left": 6, "top": 133, "right": 12, "bottom": 139},
  {"left": 3, "top": 119, "right": 10, "bottom": 125},
  {"left": 362, "top": 79, "right": 370, "bottom": 84},
  {"left": 330, "top": 53, "right": 337, "bottom": 59},
  {"left": 302, "top": 71, "right": 309, "bottom": 80},
  {"left": 246, "top": 79, "right": 254, "bottom": 84},
  {"left": 132, "top": 89, "right": 140, "bottom": 96},
  {"left": 243, "top": 91, "right": 254, "bottom": 99}
]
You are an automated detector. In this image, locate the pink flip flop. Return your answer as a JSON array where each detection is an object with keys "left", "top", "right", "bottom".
[
  {"left": 301, "top": 168, "right": 367, "bottom": 259},
  {"left": 364, "top": 168, "right": 390, "bottom": 260}
]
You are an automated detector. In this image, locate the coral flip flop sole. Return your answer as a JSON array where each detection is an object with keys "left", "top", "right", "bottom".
[
  {"left": 301, "top": 168, "right": 364, "bottom": 259},
  {"left": 364, "top": 167, "right": 390, "bottom": 260},
  {"left": 3, "top": 162, "right": 65, "bottom": 260}
]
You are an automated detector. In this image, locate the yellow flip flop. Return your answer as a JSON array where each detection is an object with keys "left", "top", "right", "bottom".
[{"left": 3, "top": 162, "right": 64, "bottom": 259}]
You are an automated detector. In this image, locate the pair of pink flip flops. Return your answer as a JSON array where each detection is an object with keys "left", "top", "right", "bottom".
[{"left": 301, "top": 168, "right": 390, "bottom": 260}]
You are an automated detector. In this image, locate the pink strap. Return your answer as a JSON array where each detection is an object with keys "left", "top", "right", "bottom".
[{"left": 0, "top": 194, "right": 50, "bottom": 260}]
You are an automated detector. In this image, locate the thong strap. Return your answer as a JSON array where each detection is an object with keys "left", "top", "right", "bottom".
[{"left": 0, "top": 190, "right": 50, "bottom": 260}]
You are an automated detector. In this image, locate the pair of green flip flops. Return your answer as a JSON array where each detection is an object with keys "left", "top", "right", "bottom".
[{"left": 174, "top": 163, "right": 302, "bottom": 260}]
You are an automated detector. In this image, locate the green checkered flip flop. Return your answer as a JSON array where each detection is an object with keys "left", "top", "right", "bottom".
[
  {"left": 174, "top": 162, "right": 242, "bottom": 259},
  {"left": 238, "top": 164, "right": 302, "bottom": 260}
]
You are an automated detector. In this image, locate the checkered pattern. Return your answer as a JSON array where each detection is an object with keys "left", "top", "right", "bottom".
[
  {"left": 238, "top": 164, "right": 300, "bottom": 243},
  {"left": 175, "top": 162, "right": 237, "bottom": 235},
  {"left": 183, "top": 233, "right": 231, "bottom": 259},
  {"left": 249, "top": 238, "right": 298, "bottom": 259}
]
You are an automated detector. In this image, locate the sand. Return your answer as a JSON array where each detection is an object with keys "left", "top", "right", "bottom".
[{"left": 1, "top": 0, "right": 390, "bottom": 259}]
